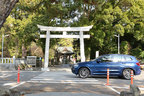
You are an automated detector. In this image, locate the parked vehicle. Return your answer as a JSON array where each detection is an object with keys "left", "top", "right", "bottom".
[{"left": 71, "top": 54, "right": 141, "bottom": 79}]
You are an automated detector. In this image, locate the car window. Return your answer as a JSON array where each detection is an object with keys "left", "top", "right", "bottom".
[
  {"left": 111, "top": 55, "right": 121, "bottom": 62},
  {"left": 99, "top": 55, "right": 112, "bottom": 62},
  {"left": 121, "top": 56, "right": 125, "bottom": 62},
  {"left": 124, "top": 56, "right": 133, "bottom": 61}
]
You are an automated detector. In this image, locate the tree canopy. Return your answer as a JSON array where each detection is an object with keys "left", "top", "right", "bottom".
[
  {"left": 0, "top": 0, "right": 144, "bottom": 61},
  {"left": 0, "top": 0, "right": 18, "bottom": 29}
]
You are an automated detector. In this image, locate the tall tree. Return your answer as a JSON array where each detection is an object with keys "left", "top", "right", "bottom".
[
  {"left": 1, "top": 0, "right": 144, "bottom": 60},
  {"left": 0, "top": 0, "right": 19, "bottom": 29}
]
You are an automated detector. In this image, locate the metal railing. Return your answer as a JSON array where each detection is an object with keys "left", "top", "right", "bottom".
[{"left": 0, "top": 58, "right": 15, "bottom": 64}]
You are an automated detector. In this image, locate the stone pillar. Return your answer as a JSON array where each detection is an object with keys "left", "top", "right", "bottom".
[
  {"left": 42, "top": 31, "right": 50, "bottom": 71},
  {"left": 95, "top": 51, "right": 99, "bottom": 58},
  {"left": 13, "top": 56, "right": 15, "bottom": 64},
  {"left": 80, "top": 31, "right": 85, "bottom": 62}
]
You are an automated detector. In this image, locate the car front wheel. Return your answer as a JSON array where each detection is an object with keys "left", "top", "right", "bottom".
[
  {"left": 123, "top": 69, "right": 133, "bottom": 80},
  {"left": 79, "top": 68, "right": 90, "bottom": 78}
]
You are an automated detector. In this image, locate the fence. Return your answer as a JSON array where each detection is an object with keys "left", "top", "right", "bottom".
[
  {"left": 0, "top": 57, "right": 42, "bottom": 66},
  {"left": 0, "top": 57, "right": 16, "bottom": 71},
  {"left": 0, "top": 57, "right": 42, "bottom": 71},
  {"left": 0, "top": 58, "right": 15, "bottom": 64}
]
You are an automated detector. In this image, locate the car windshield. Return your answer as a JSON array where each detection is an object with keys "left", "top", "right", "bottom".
[
  {"left": 93, "top": 55, "right": 112, "bottom": 62},
  {"left": 92, "top": 56, "right": 102, "bottom": 61}
]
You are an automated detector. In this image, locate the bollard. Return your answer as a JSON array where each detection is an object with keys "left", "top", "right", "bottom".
[
  {"left": 17, "top": 66, "right": 20, "bottom": 83},
  {"left": 106, "top": 68, "right": 110, "bottom": 85},
  {"left": 120, "top": 85, "right": 141, "bottom": 96},
  {"left": 131, "top": 70, "right": 133, "bottom": 85},
  {"left": 130, "top": 84, "right": 141, "bottom": 96}
]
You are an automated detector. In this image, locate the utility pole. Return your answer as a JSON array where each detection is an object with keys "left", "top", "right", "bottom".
[
  {"left": 115, "top": 34, "right": 120, "bottom": 54},
  {"left": 118, "top": 34, "right": 120, "bottom": 54},
  {"left": 1, "top": 34, "right": 4, "bottom": 63}
]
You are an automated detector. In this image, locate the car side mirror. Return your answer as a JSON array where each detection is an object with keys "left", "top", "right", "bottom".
[{"left": 96, "top": 59, "right": 101, "bottom": 63}]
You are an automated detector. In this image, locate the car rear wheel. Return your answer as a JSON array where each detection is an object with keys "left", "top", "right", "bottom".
[
  {"left": 79, "top": 68, "right": 90, "bottom": 78},
  {"left": 123, "top": 69, "right": 133, "bottom": 80}
]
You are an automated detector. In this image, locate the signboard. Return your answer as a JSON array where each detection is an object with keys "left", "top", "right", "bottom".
[{"left": 27, "top": 56, "right": 37, "bottom": 66}]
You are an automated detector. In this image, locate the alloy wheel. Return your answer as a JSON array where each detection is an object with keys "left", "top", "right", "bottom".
[{"left": 79, "top": 68, "right": 90, "bottom": 78}]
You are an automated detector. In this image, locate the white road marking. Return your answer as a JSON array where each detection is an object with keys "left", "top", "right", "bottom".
[
  {"left": 111, "top": 86, "right": 144, "bottom": 91},
  {"left": 28, "top": 72, "right": 101, "bottom": 84},
  {"left": 27, "top": 80, "right": 102, "bottom": 84},
  {"left": 26, "top": 71, "right": 144, "bottom": 94},
  {"left": 106, "top": 85, "right": 144, "bottom": 94},
  {"left": 3, "top": 82, "right": 17, "bottom": 86},
  {"left": 139, "top": 88, "right": 144, "bottom": 90},
  {"left": 9, "top": 82, "right": 26, "bottom": 89},
  {"left": 105, "top": 85, "right": 120, "bottom": 94},
  {"left": 0, "top": 73, "right": 17, "bottom": 78},
  {"left": 31, "top": 78, "right": 99, "bottom": 81},
  {"left": 110, "top": 86, "right": 129, "bottom": 89}
]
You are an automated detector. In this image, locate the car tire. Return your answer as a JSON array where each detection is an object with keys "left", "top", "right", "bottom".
[
  {"left": 122, "top": 69, "right": 133, "bottom": 80},
  {"left": 79, "top": 68, "right": 90, "bottom": 79}
]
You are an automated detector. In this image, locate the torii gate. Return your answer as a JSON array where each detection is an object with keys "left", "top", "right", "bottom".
[{"left": 37, "top": 25, "right": 93, "bottom": 71}]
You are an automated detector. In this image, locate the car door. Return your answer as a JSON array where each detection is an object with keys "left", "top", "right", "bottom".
[
  {"left": 107, "top": 55, "right": 123, "bottom": 75},
  {"left": 92, "top": 55, "right": 112, "bottom": 75}
]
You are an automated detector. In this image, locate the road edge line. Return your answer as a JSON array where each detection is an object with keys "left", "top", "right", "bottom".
[
  {"left": 105, "top": 85, "right": 120, "bottom": 95},
  {"left": 9, "top": 81, "right": 25, "bottom": 89}
]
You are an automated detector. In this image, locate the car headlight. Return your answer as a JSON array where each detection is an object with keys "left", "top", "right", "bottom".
[{"left": 73, "top": 64, "right": 78, "bottom": 68}]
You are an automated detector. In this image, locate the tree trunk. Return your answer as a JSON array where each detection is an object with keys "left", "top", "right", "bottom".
[
  {"left": 22, "top": 44, "right": 27, "bottom": 58},
  {"left": 0, "top": 0, "right": 19, "bottom": 29}
]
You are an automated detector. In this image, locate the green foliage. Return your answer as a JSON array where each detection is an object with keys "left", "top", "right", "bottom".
[
  {"left": 0, "top": 0, "right": 144, "bottom": 61},
  {"left": 121, "top": 41, "right": 130, "bottom": 54},
  {"left": 86, "top": 0, "right": 144, "bottom": 59},
  {"left": 57, "top": 39, "right": 73, "bottom": 47}
]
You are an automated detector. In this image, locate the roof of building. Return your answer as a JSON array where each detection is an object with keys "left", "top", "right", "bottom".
[{"left": 57, "top": 47, "right": 74, "bottom": 54}]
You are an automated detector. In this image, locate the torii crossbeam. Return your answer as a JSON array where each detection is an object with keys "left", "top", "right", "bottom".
[{"left": 38, "top": 25, "right": 93, "bottom": 71}]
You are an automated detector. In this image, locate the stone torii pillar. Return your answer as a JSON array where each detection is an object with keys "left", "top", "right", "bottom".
[
  {"left": 37, "top": 25, "right": 93, "bottom": 71},
  {"left": 44, "top": 31, "right": 50, "bottom": 70}
]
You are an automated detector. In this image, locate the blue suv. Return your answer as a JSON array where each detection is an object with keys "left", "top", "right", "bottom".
[{"left": 71, "top": 54, "right": 141, "bottom": 79}]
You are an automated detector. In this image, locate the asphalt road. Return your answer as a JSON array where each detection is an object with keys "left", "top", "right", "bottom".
[
  {"left": 0, "top": 71, "right": 43, "bottom": 89},
  {"left": 0, "top": 69, "right": 144, "bottom": 96}
]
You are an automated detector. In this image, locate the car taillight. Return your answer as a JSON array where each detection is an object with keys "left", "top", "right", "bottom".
[{"left": 136, "top": 62, "right": 140, "bottom": 66}]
